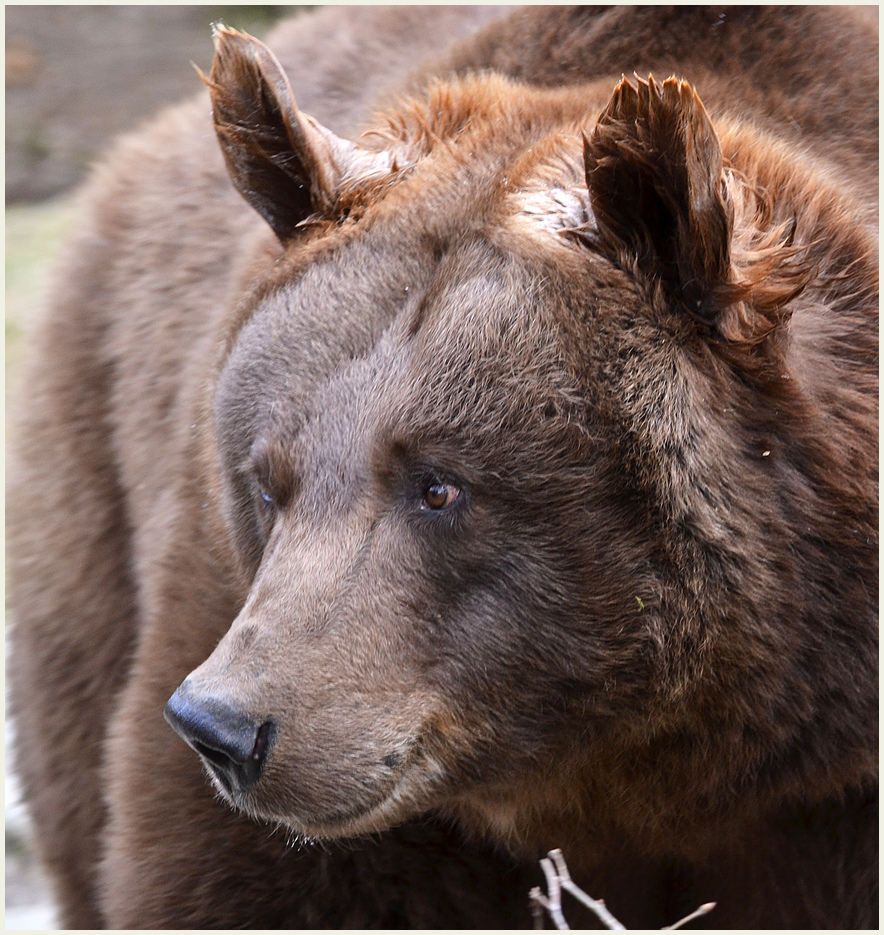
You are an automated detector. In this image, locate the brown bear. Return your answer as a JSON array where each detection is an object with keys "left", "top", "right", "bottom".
[{"left": 7, "top": 5, "right": 877, "bottom": 929}]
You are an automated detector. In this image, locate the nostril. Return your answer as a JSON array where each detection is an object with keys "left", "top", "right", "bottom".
[
  {"left": 164, "top": 682, "right": 275, "bottom": 795},
  {"left": 251, "top": 721, "right": 273, "bottom": 764},
  {"left": 191, "top": 739, "right": 238, "bottom": 772}
]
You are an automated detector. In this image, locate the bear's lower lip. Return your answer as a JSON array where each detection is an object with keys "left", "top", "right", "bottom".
[
  {"left": 199, "top": 727, "right": 430, "bottom": 837},
  {"left": 227, "top": 774, "right": 417, "bottom": 839}
]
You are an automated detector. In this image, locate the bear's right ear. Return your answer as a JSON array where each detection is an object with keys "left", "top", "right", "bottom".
[
  {"left": 203, "top": 25, "right": 394, "bottom": 242},
  {"left": 584, "top": 75, "right": 732, "bottom": 326}
]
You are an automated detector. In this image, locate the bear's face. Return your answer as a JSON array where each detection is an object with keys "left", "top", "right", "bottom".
[
  {"left": 199, "top": 216, "right": 663, "bottom": 839},
  {"left": 165, "top": 27, "right": 832, "bottom": 850}
]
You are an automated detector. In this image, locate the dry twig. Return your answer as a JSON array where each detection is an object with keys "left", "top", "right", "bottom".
[
  {"left": 662, "top": 901, "right": 717, "bottom": 930},
  {"left": 529, "top": 849, "right": 716, "bottom": 931}
]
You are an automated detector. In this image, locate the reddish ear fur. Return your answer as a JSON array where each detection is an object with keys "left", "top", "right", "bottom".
[{"left": 584, "top": 75, "right": 732, "bottom": 322}]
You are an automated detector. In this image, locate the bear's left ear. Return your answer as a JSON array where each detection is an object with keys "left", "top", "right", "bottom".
[
  {"left": 202, "top": 25, "right": 396, "bottom": 242},
  {"left": 584, "top": 76, "right": 732, "bottom": 324}
]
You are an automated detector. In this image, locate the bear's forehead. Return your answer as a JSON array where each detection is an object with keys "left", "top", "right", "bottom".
[
  {"left": 218, "top": 224, "right": 592, "bottom": 472},
  {"left": 297, "top": 226, "right": 581, "bottom": 379}
]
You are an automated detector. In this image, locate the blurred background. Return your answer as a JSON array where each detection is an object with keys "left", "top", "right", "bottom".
[
  {"left": 6, "top": 6, "right": 296, "bottom": 202},
  {"left": 5, "top": 7, "right": 302, "bottom": 928},
  {"left": 6, "top": 5, "right": 300, "bottom": 383}
]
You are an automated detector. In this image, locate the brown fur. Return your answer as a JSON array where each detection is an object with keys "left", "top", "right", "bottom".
[{"left": 7, "top": 6, "right": 877, "bottom": 929}]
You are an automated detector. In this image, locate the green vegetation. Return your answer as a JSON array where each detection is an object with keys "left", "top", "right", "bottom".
[{"left": 5, "top": 198, "right": 76, "bottom": 385}]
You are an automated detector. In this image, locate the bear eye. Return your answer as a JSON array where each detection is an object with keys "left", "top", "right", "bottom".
[
  {"left": 421, "top": 481, "right": 460, "bottom": 511},
  {"left": 257, "top": 486, "right": 276, "bottom": 510}
]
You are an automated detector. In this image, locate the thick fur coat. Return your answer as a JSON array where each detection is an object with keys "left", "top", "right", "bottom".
[{"left": 8, "top": 6, "right": 877, "bottom": 929}]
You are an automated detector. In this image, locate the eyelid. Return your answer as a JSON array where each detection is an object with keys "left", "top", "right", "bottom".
[{"left": 244, "top": 436, "right": 296, "bottom": 508}]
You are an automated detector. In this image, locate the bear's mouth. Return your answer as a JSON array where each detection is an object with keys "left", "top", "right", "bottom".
[
  {"left": 216, "top": 748, "right": 437, "bottom": 840},
  {"left": 225, "top": 774, "right": 414, "bottom": 839}
]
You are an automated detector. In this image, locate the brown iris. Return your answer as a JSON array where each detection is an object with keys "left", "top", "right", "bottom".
[{"left": 422, "top": 481, "right": 459, "bottom": 511}]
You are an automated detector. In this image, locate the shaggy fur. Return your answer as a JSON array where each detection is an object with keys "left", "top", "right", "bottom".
[{"left": 8, "top": 6, "right": 877, "bottom": 929}]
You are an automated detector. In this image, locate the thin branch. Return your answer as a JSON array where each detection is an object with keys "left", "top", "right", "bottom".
[
  {"left": 530, "top": 887, "right": 546, "bottom": 930},
  {"left": 532, "top": 849, "right": 715, "bottom": 931},
  {"left": 540, "top": 856, "right": 571, "bottom": 929},
  {"left": 530, "top": 887, "right": 567, "bottom": 930},
  {"left": 548, "top": 849, "right": 626, "bottom": 930},
  {"left": 662, "top": 901, "right": 717, "bottom": 930}
]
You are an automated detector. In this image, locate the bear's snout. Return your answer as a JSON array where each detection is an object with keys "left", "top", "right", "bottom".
[{"left": 164, "top": 681, "right": 275, "bottom": 796}]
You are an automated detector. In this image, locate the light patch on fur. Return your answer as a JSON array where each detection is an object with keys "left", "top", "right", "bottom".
[
  {"left": 469, "top": 797, "right": 523, "bottom": 844},
  {"left": 514, "top": 185, "right": 595, "bottom": 236},
  {"left": 504, "top": 135, "right": 596, "bottom": 244}
]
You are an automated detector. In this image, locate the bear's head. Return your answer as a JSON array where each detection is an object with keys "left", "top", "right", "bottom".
[{"left": 165, "top": 27, "right": 876, "bottom": 858}]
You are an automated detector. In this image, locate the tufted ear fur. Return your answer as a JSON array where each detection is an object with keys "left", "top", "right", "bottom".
[
  {"left": 202, "top": 25, "right": 396, "bottom": 241},
  {"left": 584, "top": 75, "right": 734, "bottom": 325}
]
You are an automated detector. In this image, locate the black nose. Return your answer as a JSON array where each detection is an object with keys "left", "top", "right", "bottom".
[{"left": 164, "top": 681, "right": 275, "bottom": 795}]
